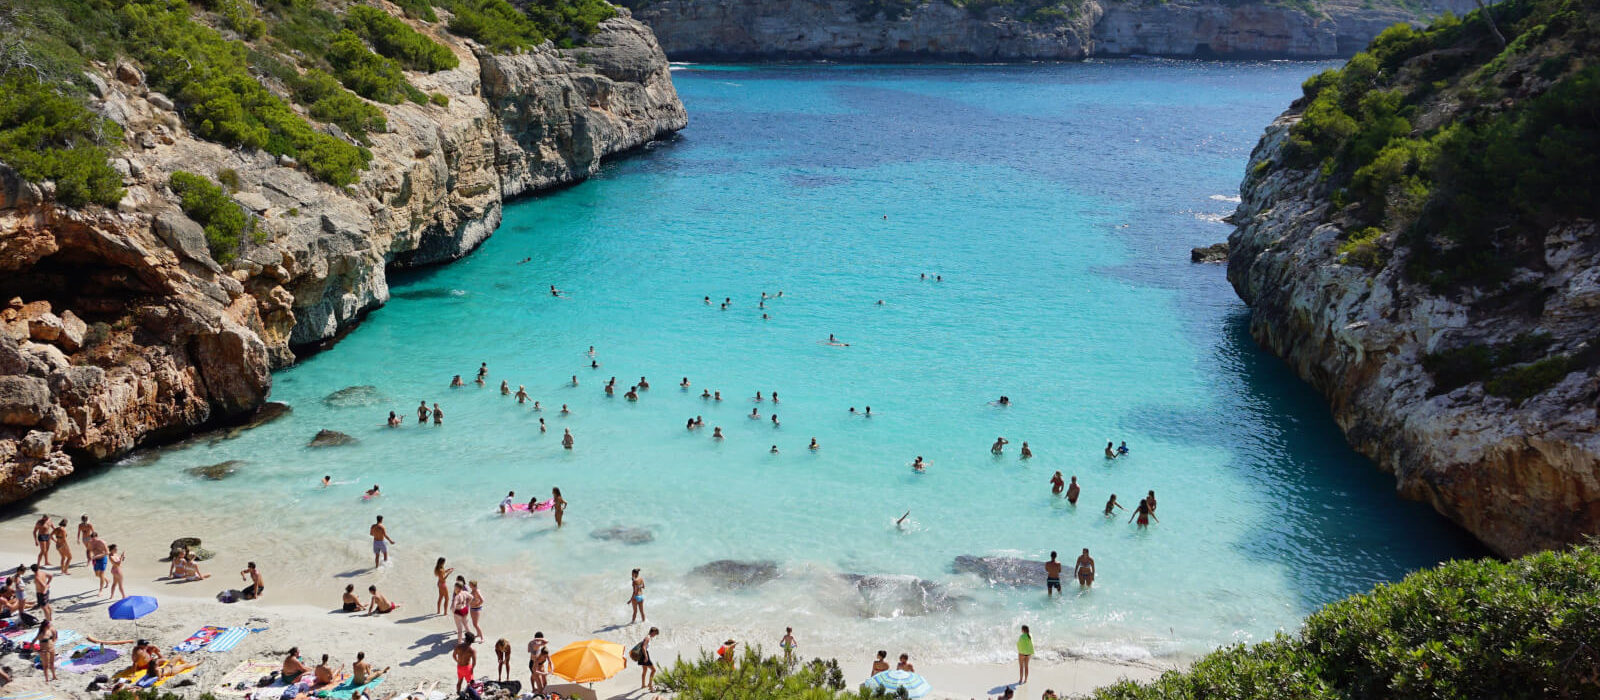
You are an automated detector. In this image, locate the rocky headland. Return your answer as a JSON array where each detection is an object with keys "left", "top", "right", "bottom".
[
  {"left": 620, "top": 0, "right": 1477, "bottom": 60},
  {"left": 1227, "top": 0, "right": 1599, "bottom": 556},
  {"left": 0, "top": 7, "right": 685, "bottom": 503}
]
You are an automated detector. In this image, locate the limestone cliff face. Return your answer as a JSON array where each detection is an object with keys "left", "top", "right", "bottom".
[
  {"left": 1227, "top": 116, "right": 1600, "bottom": 557},
  {"left": 0, "top": 13, "right": 686, "bottom": 502},
  {"left": 623, "top": 0, "right": 1476, "bottom": 60}
]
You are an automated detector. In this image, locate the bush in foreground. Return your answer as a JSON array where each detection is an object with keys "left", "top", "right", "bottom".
[
  {"left": 656, "top": 646, "right": 901, "bottom": 699},
  {"left": 1092, "top": 545, "right": 1600, "bottom": 699}
]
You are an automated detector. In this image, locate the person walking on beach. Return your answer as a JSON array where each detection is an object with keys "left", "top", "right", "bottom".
[
  {"left": 451, "top": 581, "right": 472, "bottom": 642},
  {"left": 240, "top": 561, "right": 265, "bottom": 599},
  {"left": 469, "top": 580, "right": 485, "bottom": 639},
  {"left": 1045, "top": 552, "right": 1062, "bottom": 598},
  {"left": 370, "top": 516, "right": 395, "bottom": 568},
  {"left": 30, "top": 564, "right": 52, "bottom": 621},
  {"left": 1075, "top": 549, "right": 1095, "bottom": 588},
  {"left": 108, "top": 544, "right": 126, "bottom": 599},
  {"left": 633, "top": 627, "right": 659, "bottom": 690},
  {"left": 434, "top": 558, "right": 454, "bottom": 615},
  {"left": 1017, "top": 625, "right": 1033, "bottom": 685},
  {"left": 628, "top": 568, "right": 646, "bottom": 623},
  {"left": 77, "top": 515, "right": 95, "bottom": 563},
  {"left": 86, "top": 531, "right": 110, "bottom": 595},
  {"left": 51, "top": 519, "right": 72, "bottom": 574},
  {"left": 32, "top": 515, "right": 52, "bottom": 567},
  {"left": 870, "top": 650, "right": 889, "bottom": 677},
  {"left": 551, "top": 487, "right": 567, "bottom": 528},
  {"left": 453, "top": 633, "right": 477, "bottom": 692}
]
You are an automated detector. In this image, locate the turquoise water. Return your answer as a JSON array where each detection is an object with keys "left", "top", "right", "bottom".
[{"left": 46, "top": 61, "right": 1482, "bottom": 663}]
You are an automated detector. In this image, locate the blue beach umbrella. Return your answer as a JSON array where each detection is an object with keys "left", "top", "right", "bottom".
[
  {"left": 863, "top": 669, "right": 932, "bottom": 698},
  {"left": 108, "top": 595, "right": 159, "bottom": 620}
]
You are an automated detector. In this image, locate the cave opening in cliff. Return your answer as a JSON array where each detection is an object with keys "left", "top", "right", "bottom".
[{"left": 0, "top": 249, "right": 159, "bottom": 327}]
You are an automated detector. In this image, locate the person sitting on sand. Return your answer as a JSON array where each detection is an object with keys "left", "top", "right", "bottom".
[
  {"left": 240, "top": 561, "right": 264, "bottom": 599},
  {"left": 896, "top": 653, "right": 914, "bottom": 672},
  {"left": 177, "top": 553, "right": 210, "bottom": 582},
  {"left": 282, "top": 647, "right": 311, "bottom": 682},
  {"left": 870, "top": 650, "right": 889, "bottom": 676},
  {"left": 368, "top": 585, "right": 398, "bottom": 614},
  {"left": 351, "top": 651, "right": 387, "bottom": 686},
  {"left": 313, "top": 653, "right": 344, "bottom": 690},
  {"left": 342, "top": 584, "right": 362, "bottom": 612},
  {"left": 168, "top": 546, "right": 189, "bottom": 579}
]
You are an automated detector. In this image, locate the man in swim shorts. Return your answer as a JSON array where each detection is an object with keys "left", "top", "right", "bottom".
[
  {"left": 87, "top": 532, "right": 110, "bottom": 594},
  {"left": 1067, "top": 476, "right": 1081, "bottom": 505},
  {"left": 1075, "top": 549, "right": 1095, "bottom": 588},
  {"left": 1044, "top": 552, "right": 1062, "bottom": 597},
  {"left": 240, "top": 561, "right": 264, "bottom": 599},
  {"left": 454, "top": 633, "right": 477, "bottom": 691},
  {"left": 370, "top": 516, "right": 395, "bottom": 568}
]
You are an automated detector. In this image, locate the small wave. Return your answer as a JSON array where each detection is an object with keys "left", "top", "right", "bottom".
[
  {"left": 1193, "top": 212, "right": 1227, "bottom": 223},
  {"left": 1209, "top": 194, "right": 1242, "bottom": 203}
]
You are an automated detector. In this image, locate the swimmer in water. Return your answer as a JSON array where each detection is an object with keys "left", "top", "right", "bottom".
[
  {"left": 1104, "top": 494, "right": 1123, "bottom": 516},
  {"left": 694, "top": 416, "right": 704, "bottom": 427},
  {"left": 680, "top": 377, "right": 690, "bottom": 388},
  {"left": 704, "top": 296, "right": 710, "bottom": 304},
  {"left": 771, "top": 392, "right": 779, "bottom": 403},
  {"left": 754, "top": 392, "right": 763, "bottom": 402},
  {"left": 532, "top": 401, "right": 542, "bottom": 411},
  {"left": 770, "top": 445, "right": 779, "bottom": 454},
  {"left": 777, "top": 291, "right": 783, "bottom": 297},
  {"left": 771, "top": 414, "right": 779, "bottom": 427},
  {"left": 876, "top": 299, "right": 884, "bottom": 305},
  {"left": 849, "top": 407, "right": 856, "bottom": 414},
  {"left": 912, "top": 456, "right": 925, "bottom": 472},
  {"left": 998, "top": 396, "right": 1010, "bottom": 406},
  {"left": 322, "top": 476, "right": 332, "bottom": 488},
  {"left": 1050, "top": 471, "right": 1064, "bottom": 495},
  {"left": 366, "top": 484, "right": 381, "bottom": 498},
  {"left": 991, "top": 437, "right": 1009, "bottom": 454},
  {"left": 686, "top": 418, "right": 696, "bottom": 430},
  {"left": 571, "top": 375, "right": 580, "bottom": 386},
  {"left": 477, "top": 363, "right": 488, "bottom": 382},
  {"left": 639, "top": 377, "right": 649, "bottom": 390},
  {"left": 864, "top": 406, "right": 872, "bottom": 416},
  {"left": 749, "top": 408, "right": 761, "bottom": 419},
  {"left": 701, "top": 390, "right": 711, "bottom": 399},
  {"left": 762, "top": 313, "right": 769, "bottom": 320},
  {"left": 1067, "top": 476, "right": 1080, "bottom": 505},
  {"left": 387, "top": 411, "right": 401, "bottom": 427},
  {"left": 605, "top": 383, "right": 615, "bottom": 396},
  {"left": 450, "top": 375, "right": 463, "bottom": 387},
  {"left": 1118, "top": 441, "right": 1130, "bottom": 456},
  {"left": 587, "top": 346, "right": 595, "bottom": 356},
  {"left": 1020, "top": 442, "right": 1033, "bottom": 459},
  {"left": 714, "top": 391, "right": 722, "bottom": 401},
  {"left": 712, "top": 427, "right": 724, "bottom": 440},
  {"left": 500, "top": 380, "right": 510, "bottom": 395},
  {"left": 539, "top": 417, "right": 546, "bottom": 433},
  {"left": 1105, "top": 442, "right": 1117, "bottom": 460},
  {"left": 896, "top": 510, "right": 910, "bottom": 527},
  {"left": 625, "top": 387, "right": 638, "bottom": 401},
  {"left": 550, "top": 285, "right": 560, "bottom": 297},
  {"left": 515, "top": 386, "right": 528, "bottom": 403},
  {"left": 590, "top": 360, "right": 598, "bottom": 369},
  {"left": 809, "top": 438, "right": 819, "bottom": 450},
  {"left": 561, "top": 429, "right": 574, "bottom": 449},
  {"left": 560, "top": 404, "right": 570, "bottom": 414}
]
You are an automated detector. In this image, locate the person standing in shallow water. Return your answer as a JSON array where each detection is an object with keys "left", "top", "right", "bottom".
[
  {"left": 1105, "top": 441, "right": 1117, "bottom": 459},
  {"left": 1104, "top": 494, "right": 1122, "bottom": 516},
  {"left": 1050, "top": 471, "right": 1064, "bottom": 495},
  {"left": 370, "top": 515, "right": 395, "bottom": 569},
  {"left": 432, "top": 403, "right": 443, "bottom": 425},
  {"left": 1076, "top": 548, "right": 1095, "bottom": 588},
  {"left": 628, "top": 568, "right": 645, "bottom": 623},
  {"left": 417, "top": 401, "right": 429, "bottom": 423},
  {"left": 551, "top": 488, "right": 567, "bottom": 528},
  {"left": 992, "top": 436, "right": 1009, "bottom": 454},
  {"left": 561, "top": 428, "right": 574, "bottom": 450},
  {"left": 1067, "top": 476, "right": 1080, "bottom": 505},
  {"left": 1044, "top": 552, "right": 1062, "bottom": 598},
  {"left": 1129, "top": 497, "right": 1158, "bottom": 528}
]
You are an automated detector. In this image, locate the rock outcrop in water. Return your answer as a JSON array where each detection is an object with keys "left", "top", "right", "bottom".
[
  {"left": 951, "top": 554, "right": 1046, "bottom": 587},
  {"left": 0, "top": 11, "right": 686, "bottom": 502},
  {"left": 690, "top": 559, "right": 781, "bottom": 589},
  {"left": 840, "top": 573, "right": 962, "bottom": 617},
  {"left": 621, "top": 0, "right": 1476, "bottom": 60},
  {"left": 1227, "top": 0, "right": 1600, "bottom": 556}
]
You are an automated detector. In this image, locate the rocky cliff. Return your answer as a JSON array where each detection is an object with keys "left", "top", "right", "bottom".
[
  {"left": 0, "top": 11, "right": 685, "bottom": 502},
  {"left": 620, "top": 0, "right": 1476, "bottom": 60},
  {"left": 1227, "top": 0, "right": 1599, "bottom": 556}
]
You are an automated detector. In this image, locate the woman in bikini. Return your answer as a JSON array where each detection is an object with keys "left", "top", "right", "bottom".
[
  {"left": 34, "top": 618, "right": 59, "bottom": 682},
  {"left": 494, "top": 639, "right": 511, "bottom": 682},
  {"left": 434, "top": 558, "right": 454, "bottom": 615},
  {"left": 342, "top": 584, "right": 363, "bottom": 612},
  {"left": 32, "top": 515, "right": 52, "bottom": 567},
  {"left": 108, "top": 544, "right": 126, "bottom": 598},
  {"left": 468, "top": 580, "right": 485, "bottom": 639},
  {"left": 51, "top": 519, "right": 73, "bottom": 574},
  {"left": 551, "top": 488, "right": 567, "bottom": 528},
  {"left": 282, "top": 647, "right": 311, "bottom": 683},
  {"left": 450, "top": 581, "right": 472, "bottom": 642}
]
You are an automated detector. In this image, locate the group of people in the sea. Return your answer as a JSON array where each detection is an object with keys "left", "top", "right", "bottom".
[{"left": 1048, "top": 472, "right": 1159, "bottom": 528}]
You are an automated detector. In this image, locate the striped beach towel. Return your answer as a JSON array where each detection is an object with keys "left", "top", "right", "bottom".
[
  {"left": 205, "top": 626, "right": 251, "bottom": 653},
  {"left": 174, "top": 625, "right": 225, "bottom": 652}
]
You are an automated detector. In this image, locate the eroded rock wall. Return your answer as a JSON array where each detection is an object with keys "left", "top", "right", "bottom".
[
  {"left": 1227, "top": 115, "right": 1600, "bottom": 556},
  {"left": 624, "top": 0, "right": 1477, "bottom": 60},
  {"left": 0, "top": 13, "right": 686, "bottom": 501}
]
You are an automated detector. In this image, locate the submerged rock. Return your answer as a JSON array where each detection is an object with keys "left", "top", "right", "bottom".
[
  {"left": 590, "top": 526, "right": 655, "bottom": 545},
  {"left": 391, "top": 288, "right": 464, "bottom": 301},
  {"left": 308, "top": 429, "right": 358, "bottom": 447},
  {"left": 1191, "top": 242, "right": 1229, "bottom": 263},
  {"left": 690, "top": 559, "right": 780, "bottom": 590},
  {"left": 323, "top": 385, "right": 386, "bottom": 408},
  {"left": 187, "top": 460, "right": 245, "bottom": 480},
  {"left": 952, "top": 555, "right": 1047, "bottom": 587},
  {"left": 841, "top": 573, "right": 962, "bottom": 618}
]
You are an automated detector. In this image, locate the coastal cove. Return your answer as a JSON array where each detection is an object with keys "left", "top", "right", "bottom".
[{"left": 4, "top": 60, "right": 1484, "bottom": 679}]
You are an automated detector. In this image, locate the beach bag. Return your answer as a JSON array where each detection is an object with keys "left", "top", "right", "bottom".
[{"left": 628, "top": 643, "right": 643, "bottom": 663}]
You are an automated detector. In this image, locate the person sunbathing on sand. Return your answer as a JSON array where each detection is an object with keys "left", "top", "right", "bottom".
[
  {"left": 352, "top": 651, "right": 387, "bottom": 685},
  {"left": 176, "top": 553, "right": 210, "bottom": 581},
  {"left": 343, "top": 584, "right": 362, "bottom": 612},
  {"left": 282, "top": 647, "right": 311, "bottom": 682},
  {"left": 313, "top": 653, "right": 345, "bottom": 690},
  {"left": 369, "top": 585, "right": 399, "bottom": 614}
]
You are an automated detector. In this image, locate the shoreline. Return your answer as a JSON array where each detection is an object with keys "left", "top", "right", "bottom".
[{"left": 0, "top": 538, "right": 1171, "bottom": 698}]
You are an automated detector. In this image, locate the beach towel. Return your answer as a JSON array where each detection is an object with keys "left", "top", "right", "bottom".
[
  {"left": 315, "top": 676, "right": 384, "bottom": 699},
  {"left": 114, "top": 658, "right": 201, "bottom": 688},
  {"left": 43, "top": 643, "right": 120, "bottom": 673},
  {"left": 174, "top": 625, "right": 226, "bottom": 652},
  {"left": 7, "top": 628, "right": 83, "bottom": 651},
  {"left": 214, "top": 658, "right": 280, "bottom": 695},
  {"left": 205, "top": 626, "right": 251, "bottom": 653}
]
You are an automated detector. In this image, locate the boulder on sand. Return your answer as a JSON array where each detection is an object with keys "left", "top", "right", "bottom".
[{"left": 308, "top": 429, "right": 357, "bottom": 447}]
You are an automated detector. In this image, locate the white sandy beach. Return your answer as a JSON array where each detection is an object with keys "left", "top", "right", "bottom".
[{"left": 0, "top": 527, "right": 1170, "bottom": 700}]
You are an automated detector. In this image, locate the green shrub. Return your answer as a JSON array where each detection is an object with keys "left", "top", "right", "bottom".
[
  {"left": 393, "top": 0, "right": 438, "bottom": 21},
  {"left": 216, "top": 167, "right": 241, "bottom": 191},
  {"left": 170, "top": 170, "right": 254, "bottom": 263},
  {"left": 121, "top": 0, "right": 370, "bottom": 186},
  {"left": 429, "top": 91, "right": 448, "bottom": 106},
  {"left": 1422, "top": 332, "right": 1555, "bottom": 394},
  {"left": 344, "top": 5, "right": 457, "bottom": 72},
  {"left": 1485, "top": 355, "right": 1573, "bottom": 402},
  {"left": 438, "top": 0, "right": 545, "bottom": 52},
  {"left": 261, "top": 0, "right": 344, "bottom": 62},
  {"left": 288, "top": 68, "right": 387, "bottom": 142},
  {"left": 0, "top": 76, "right": 125, "bottom": 207},
  {"left": 522, "top": 0, "right": 617, "bottom": 44},
  {"left": 1093, "top": 546, "right": 1600, "bottom": 699},
  {"left": 326, "top": 29, "right": 426, "bottom": 104},
  {"left": 655, "top": 647, "right": 890, "bottom": 699},
  {"left": 1337, "top": 226, "right": 1386, "bottom": 269},
  {"left": 194, "top": 0, "right": 267, "bottom": 38}
]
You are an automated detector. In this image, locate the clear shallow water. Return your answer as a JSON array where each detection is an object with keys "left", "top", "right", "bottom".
[{"left": 46, "top": 61, "right": 1483, "bottom": 663}]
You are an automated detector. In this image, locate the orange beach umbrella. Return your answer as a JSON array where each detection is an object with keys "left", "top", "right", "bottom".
[{"left": 549, "top": 639, "right": 627, "bottom": 684}]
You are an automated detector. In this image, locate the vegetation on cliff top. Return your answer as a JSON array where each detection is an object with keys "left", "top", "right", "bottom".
[
  {"left": 1092, "top": 544, "right": 1600, "bottom": 699},
  {"left": 1283, "top": 0, "right": 1599, "bottom": 291},
  {"left": 170, "top": 170, "right": 258, "bottom": 262},
  {"left": 0, "top": 0, "right": 617, "bottom": 200}
]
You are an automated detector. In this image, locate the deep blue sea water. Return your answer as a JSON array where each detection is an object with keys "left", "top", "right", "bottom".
[{"left": 29, "top": 61, "right": 1484, "bottom": 663}]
